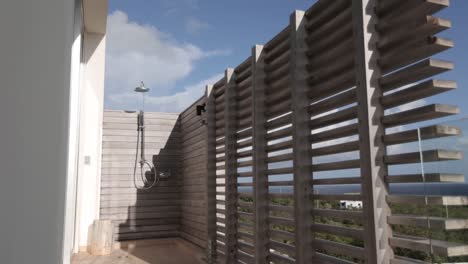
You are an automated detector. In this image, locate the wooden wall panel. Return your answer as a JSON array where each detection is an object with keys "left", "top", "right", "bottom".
[
  {"left": 100, "top": 110, "right": 181, "bottom": 241},
  {"left": 179, "top": 97, "right": 209, "bottom": 248}
]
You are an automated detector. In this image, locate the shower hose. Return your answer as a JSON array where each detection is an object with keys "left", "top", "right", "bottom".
[{"left": 133, "top": 111, "right": 159, "bottom": 189}]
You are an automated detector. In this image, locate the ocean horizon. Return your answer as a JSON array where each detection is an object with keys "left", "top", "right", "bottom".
[{"left": 238, "top": 183, "right": 468, "bottom": 195}]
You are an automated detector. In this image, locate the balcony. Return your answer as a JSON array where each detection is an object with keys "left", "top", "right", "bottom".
[{"left": 73, "top": 0, "right": 468, "bottom": 263}]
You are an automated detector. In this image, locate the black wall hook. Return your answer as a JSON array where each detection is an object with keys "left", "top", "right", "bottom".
[{"left": 196, "top": 103, "right": 206, "bottom": 116}]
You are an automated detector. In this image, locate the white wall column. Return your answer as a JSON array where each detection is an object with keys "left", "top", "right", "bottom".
[{"left": 75, "top": 31, "right": 107, "bottom": 252}]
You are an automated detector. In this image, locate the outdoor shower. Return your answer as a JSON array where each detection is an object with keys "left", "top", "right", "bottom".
[{"left": 133, "top": 81, "right": 158, "bottom": 189}]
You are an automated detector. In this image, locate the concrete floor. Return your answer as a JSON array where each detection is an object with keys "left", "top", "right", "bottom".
[{"left": 72, "top": 238, "right": 205, "bottom": 264}]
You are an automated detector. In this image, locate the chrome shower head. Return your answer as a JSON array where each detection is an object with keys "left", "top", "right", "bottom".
[{"left": 134, "top": 81, "right": 149, "bottom": 93}]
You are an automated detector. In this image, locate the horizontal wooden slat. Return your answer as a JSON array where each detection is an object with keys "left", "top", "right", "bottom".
[
  {"left": 377, "top": 0, "right": 449, "bottom": 28},
  {"left": 382, "top": 104, "right": 459, "bottom": 128},
  {"left": 307, "top": 38, "right": 354, "bottom": 72},
  {"left": 308, "top": 89, "right": 357, "bottom": 117},
  {"left": 237, "top": 251, "right": 254, "bottom": 263},
  {"left": 267, "top": 140, "right": 293, "bottom": 153},
  {"left": 388, "top": 215, "right": 468, "bottom": 230},
  {"left": 309, "top": 56, "right": 354, "bottom": 89},
  {"left": 306, "top": 14, "right": 353, "bottom": 55},
  {"left": 269, "top": 216, "right": 294, "bottom": 226},
  {"left": 269, "top": 205, "right": 294, "bottom": 214},
  {"left": 390, "top": 235, "right": 468, "bottom": 257},
  {"left": 380, "top": 37, "right": 453, "bottom": 73},
  {"left": 378, "top": 16, "right": 451, "bottom": 51},
  {"left": 268, "top": 180, "right": 293, "bottom": 187},
  {"left": 384, "top": 149, "right": 462, "bottom": 165},
  {"left": 265, "top": 50, "right": 290, "bottom": 74},
  {"left": 309, "top": 106, "right": 358, "bottom": 131},
  {"left": 312, "top": 194, "right": 362, "bottom": 201},
  {"left": 313, "top": 252, "right": 356, "bottom": 264},
  {"left": 236, "top": 68, "right": 252, "bottom": 84},
  {"left": 312, "top": 223, "right": 363, "bottom": 240},
  {"left": 385, "top": 173, "right": 464, "bottom": 183},
  {"left": 265, "top": 38, "right": 290, "bottom": 63},
  {"left": 312, "top": 141, "right": 359, "bottom": 157},
  {"left": 305, "top": 0, "right": 350, "bottom": 29},
  {"left": 380, "top": 59, "right": 454, "bottom": 93},
  {"left": 267, "top": 153, "right": 293, "bottom": 163},
  {"left": 265, "top": 60, "right": 289, "bottom": 83},
  {"left": 267, "top": 127, "right": 292, "bottom": 141},
  {"left": 270, "top": 229, "right": 295, "bottom": 242},
  {"left": 383, "top": 124, "right": 461, "bottom": 145},
  {"left": 308, "top": 69, "right": 356, "bottom": 104},
  {"left": 387, "top": 195, "right": 468, "bottom": 206},
  {"left": 312, "top": 208, "right": 363, "bottom": 223},
  {"left": 311, "top": 159, "right": 360, "bottom": 172},
  {"left": 312, "top": 176, "right": 361, "bottom": 185},
  {"left": 269, "top": 240, "right": 295, "bottom": 257},
  {"left": 235, "top": 57, "right": 251, "bottom": 74},
  {"left": 264, "top": 25, "right": 290, "bottom": 51},
  {"left": 306, "top": 2, "right": 351, "bottom": 41},
  {"left": 266, "top": 114, "right": 292, "bottom": 130},
  {"left": 313, "top": 239, "right": 364, "bottom": 259},
  {"left": 381, "top": 80, "right": 456, "bottom": 110},
  {"left": 266, "top": 167, "right": 293, "bottom": 175},
  {"left": 267, "top": 252, "right": 295, "bottom": 264},
  {"left": 391, "top": 256, "right": 430, "bottom": 264},
  {"left": 310, "top": 123, "right": 358, "bottom": 144}
]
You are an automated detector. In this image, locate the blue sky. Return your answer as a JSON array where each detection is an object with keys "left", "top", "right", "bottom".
[{"left": 104, "top": 0, "right": 468, "bottom": 118}]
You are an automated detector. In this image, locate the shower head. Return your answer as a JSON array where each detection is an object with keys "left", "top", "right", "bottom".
[{"left": 134, "top": 81, "right": 150, "bottom": 93}]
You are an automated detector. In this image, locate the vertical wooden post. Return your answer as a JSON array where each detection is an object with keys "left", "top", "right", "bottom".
[
  {"left": 252, "top": 45, "right": 269, "bottom": 264},
  {"left": 352, "top": 0, "right": 393, "bottom": 263},
  {"left": 223, "top": 68, "right": 238, "bottom": 263},
  {"left": 290, "top": 10, "right": 314, "bottom": 263},
  {"left": 205, "top": 84, "right": 217, "bottom": 264}
]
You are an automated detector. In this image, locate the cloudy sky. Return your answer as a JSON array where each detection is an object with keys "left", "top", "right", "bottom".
[{"left": 104, "top": 0, "right": 468, "bottom": 117}]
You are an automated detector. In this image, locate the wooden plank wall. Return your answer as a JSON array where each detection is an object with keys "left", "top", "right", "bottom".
[
  {"left": 179, "top": 97, "right": 209, "bottom": 248},
  {"left": 100, "top": 110, "right": 181, "bottom": 241}
]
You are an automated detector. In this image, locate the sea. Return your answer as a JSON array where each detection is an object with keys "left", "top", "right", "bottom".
[{"left": 238, "top": 183, "right": 468, "bottom": 195}]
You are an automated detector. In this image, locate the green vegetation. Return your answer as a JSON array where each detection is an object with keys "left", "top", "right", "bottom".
[{"left": 235, "top": 196, "right": 468, "bottom": 263}]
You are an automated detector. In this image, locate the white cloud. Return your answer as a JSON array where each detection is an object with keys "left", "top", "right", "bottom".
[
  {"left": 104, "top": 10, "right": 228, "bottom": 110},
  {"left": 459, "top": 137, "right": 468, "bottom": 146},
  {"left": 108, "top": 74, "right": 223, "bottom": 113},
  {"left": 185, "top": 17, "right": 211, "bottom": 35}
]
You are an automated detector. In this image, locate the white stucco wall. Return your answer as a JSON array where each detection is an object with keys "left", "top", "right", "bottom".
[
  {"left": 75, "top": 31, "right": 107, "bottom": 251},
  {"left": 0, "top": 0, "right": 76, "bottom": 263},
  {"left": 0, "top": 0, "right": 107, "bottom": 262},
  {"left": 63, "top": 0, "right": 84, "bottom": 261}
]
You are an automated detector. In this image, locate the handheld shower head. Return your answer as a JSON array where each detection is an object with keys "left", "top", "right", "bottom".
[{"left": 135, "top": 81, "right": 149, "bottom": 93}]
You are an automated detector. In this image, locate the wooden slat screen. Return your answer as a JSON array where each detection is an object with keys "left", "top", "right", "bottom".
[{"left": 200, "top": 0, "right": 466, "bottom": 263}]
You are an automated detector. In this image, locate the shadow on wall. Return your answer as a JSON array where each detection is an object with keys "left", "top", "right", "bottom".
[
  {"left": 99, "top": 108, "right": 208, "bottom": 263},
  {"left": 116, "top": 118, "right": 181, "bottom": 244},
  {"left": 97, "top": 111, "right": 184, "bottom": 262}
]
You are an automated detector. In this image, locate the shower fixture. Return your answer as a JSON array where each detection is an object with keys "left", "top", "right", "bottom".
[{"left": 133, "top": 82, "right": 158, "bottom": 189}]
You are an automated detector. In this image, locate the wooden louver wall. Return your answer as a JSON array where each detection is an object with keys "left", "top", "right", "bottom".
[{"left": 203, "top": 0, "right": 467, "bottom": 263}]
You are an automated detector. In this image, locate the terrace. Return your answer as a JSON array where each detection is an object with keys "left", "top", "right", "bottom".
[{"left": 73, "top": 0, "right": 468, "bottom": 263}]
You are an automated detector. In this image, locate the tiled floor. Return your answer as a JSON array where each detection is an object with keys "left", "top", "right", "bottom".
[{"left": 72, "top": 238, "right": 205, "bottom": 264}]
